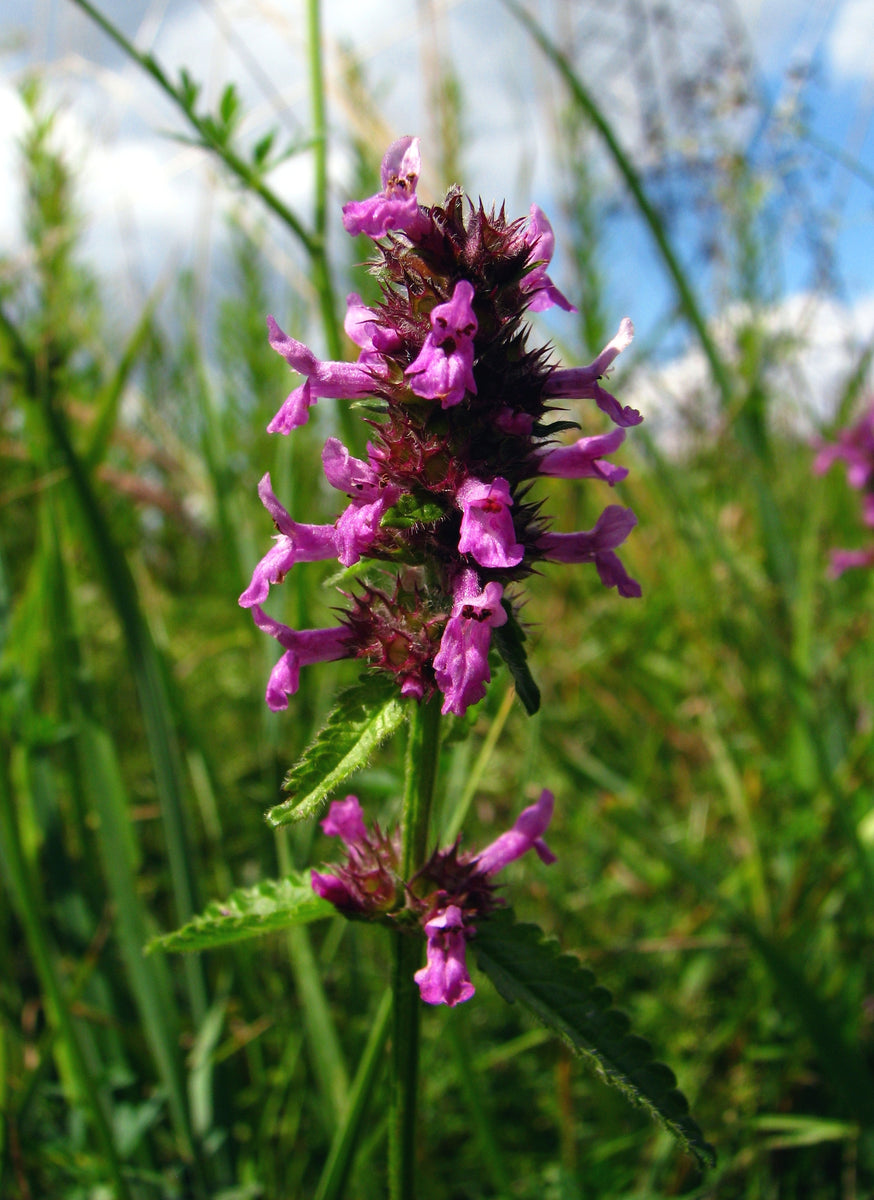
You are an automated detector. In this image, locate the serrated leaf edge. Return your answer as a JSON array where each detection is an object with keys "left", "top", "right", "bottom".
[{"left": 474, "top": 911, "right": 716, "bottom": 1169}]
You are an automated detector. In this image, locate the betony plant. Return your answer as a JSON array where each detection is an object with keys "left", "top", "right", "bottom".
[{"left": 157, "top": 136, "right": 714, "bottom": 1198}]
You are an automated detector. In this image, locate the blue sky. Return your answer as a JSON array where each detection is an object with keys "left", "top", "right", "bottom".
[{"left": 2, "top": 0, "right": 872, "bottom": 420}]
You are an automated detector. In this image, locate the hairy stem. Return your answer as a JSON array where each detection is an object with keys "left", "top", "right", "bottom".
[{"left": 389, "top": 695, "right": 442, "bottom": 1199}]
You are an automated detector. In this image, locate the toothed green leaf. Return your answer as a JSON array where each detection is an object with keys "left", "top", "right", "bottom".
[
  {"left": 148, "top": 873, "right": 334, "bottom": 954},
  {"left": 493, "top": 601, "right": 540, "bottom": 715},
  {"left": 267, "top": 677, "right": 407, "bottom": 827},
  {"left": 474, "top": 909, "right": 715, "bottom": 1169}
]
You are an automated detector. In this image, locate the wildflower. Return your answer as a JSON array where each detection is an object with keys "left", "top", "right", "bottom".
[
  {"left": 311, "top": 796, "right": 400, "bottom": 913},
  {"left": 312, "top": 790, "right": 556, "bottom": 1006},
  {"left": 266, "top": 316, "right": 373, "bottom": 432},
  {"left": 814, "top": 405, "right": 874, "bottom": 576},
  {"left": 405, "top": 280, "right": 478, "bottom": 408},
  {"left": 538, "top": 506, "right": 642, "bottom": 597},
  {"left": 544, "top": 319, "right": 642, "bottom": 427},
  {"left": 520, "top": 205, "right": 576, "bottom": 313},
  {"left": 250, "top": 606, "right": 353, "bottom": 710},
  {"left": 432, "top": 572, "right": 508, "bottom": 716},
  {"left": 414, "top": 906, "right": 476, "bottom": 1006},
  {"left": 456, "top": 477, "right": 524, "bottom": 568},
  {"left": 342, "top": 136, "right": 427, "bottom": 239},
  {"left": 244, "top": 138, "right": 642, "bottom": 715},
  {"left": 344, "top": 293, "right": 402, "bottom": 373},
  {"left": 536, "top": 428, "right": 629, "bottom": 485},
  {"left": 413, "top": 788, "right": 556, "bottom": 1006},
  {"left": 239, "top": 474, "right": 338, "bottom": 607}
]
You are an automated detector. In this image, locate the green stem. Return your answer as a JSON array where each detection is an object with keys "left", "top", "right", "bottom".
[
  {"left": 389, "top": 696, "right": 442, "bottom": 1200},
  {"left": 305, "top": 0, "right": 343, "bottom": 364}
]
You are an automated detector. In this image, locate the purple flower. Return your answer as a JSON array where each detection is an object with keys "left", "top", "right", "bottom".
[
  {"left": 814, "top": 405, "right": 874, "bottom": 574},
  {"left": 473, "top": 789, "right": 556, "bottom": 875},
  {"left": 322, "top": 437, "right": 401, "bottom": 565},
  {"left": 456, "top": 477, "right": 524, "bottom": 568},
  {"left": 311, "top": 796, "right": 400, "bottom": 913},
  {"left": 413, "top": 906, "right": 476, "bottom": 1007},
  {"left": 828, "top": 548, "right": 874, "bottom": 578},
  {"left": 544, "top": 319, "right": 641, "bottom": 427},
  {"left": 342, "top": 136, "right": 427, "bottom": 239},
  {"left": 321, "top": 437, "right": 384, "bottom": 499},
  {"left": 405, "top": 280, "right": 478, "bottom": 408},
  {"left": 321, "top": 795, "right": 369, "bottom": 845},
  {"left": 433, "top": 571, "right": 508, "bottom": 716},
  {"left": 414, "top": 789, "right": 557, "bottom": 1006},
  {"left": 309, "top": 787, "right": 556, "bottom": 1006},
  {"left": 344, "top": 293, "right": 401, "bottom": 373},
  {"left": 536, "top": 428, "right": 629, "bottom": 486},
  {"left": 520, "top": 205, "right": 576, "bottom": 313},
  {"left": 250, "top": 606, "right": 353, "bottom": 710},
  {"left": 239, "top": 474, "right": 338, "bottom": 607},
  {"left": 266, "top": 316, "right": 374, "bottom": 432},
  {"left": 539, "top": 506, "right": 641, "bottom": 598}
]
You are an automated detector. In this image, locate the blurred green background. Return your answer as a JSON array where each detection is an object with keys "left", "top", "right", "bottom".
[{"left": 2, "top": 2, "right": 874, "bottom": 1197}]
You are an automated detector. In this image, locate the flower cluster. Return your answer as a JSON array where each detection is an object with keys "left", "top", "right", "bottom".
[
  {"left": 312, "top": 790, "right": 556, "bottom": 1006},
  {"left": 241, "top": 136, "right": 641, "bottom": 716},
  {"left": 814, "top": 405, "right": 874, "bottom": 576}
]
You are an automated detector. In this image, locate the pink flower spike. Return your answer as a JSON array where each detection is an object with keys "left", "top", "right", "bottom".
[
  {"left": 238, "top": 474, "right": 338, "bottom": 607},
  {"left": 266, "top": 316, "right": 373, "bottom": 431},
  {"left": 406, "top": 280, "right": 478, "bottom": 408},
  {"left": 433, "top": 570, "right": 508, "bottom": 716},
  {"left": 521, "top": 205, "right": 576, "bottom": 313},
  {"left": 250, "top": 606, "right": 352, "bottom": 710},
  {"left": 474, "top": 789, "right": 557, "bottom": 876},
  {"left": 414, "top": 905, "right": 476, "bottom": 1007},
  {"left": 457, "top": 477, "right": 524, "bottom": 568},
  {"left": 342, "top": 136, "right": 427, "bottom": 239},
  {"left": 537, "top": 429, "right": 629, "bottom": 485},
  {"left": 321, "top": 796, "right": 368, "bottom": 846}
]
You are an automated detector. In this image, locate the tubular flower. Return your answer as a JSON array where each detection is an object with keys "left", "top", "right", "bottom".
[
  {"left": 312, "top": 790, "right": 556, "bottom": 1006},
  {"left": 311, "top": 796, "right": 400, "bottom": 913},
  {"left": 814, "top": 405, "right": 874, "bottom": 576},
  {"left": 239, "top": 474, "right": 338, "bottom": 607},
  {"left": 456, "top": 477, "right": 524, "bottom": 568},
  {"left": 405, "top": 280, "right": 478, "bottom": 408},
  {"left": 250, "top": 606, "right": 353, "bottom": 711},
  {"left": 342, "top": 136, "right": 427, "bottom": 238},
  {"left": 266, "top": 316, "right": 374, "bottom": 432},
  {"left": 520, "top": 205, "right": 576, "bottom": 313},
  {"left": 538, "top": 505, "right": 641, "bottom": 597},
  {"left": 414, "top": 906, "right": 476, "bottom": 1006},
  {"left": 244, "top": 138, "right": 642, "bottom": 714},
  {"left": 432, "top": 572, "right": 508, "bottom": 716}
]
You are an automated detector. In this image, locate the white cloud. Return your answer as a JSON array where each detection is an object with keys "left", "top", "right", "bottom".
[
  {"left": 624, "top": 291, "right": 874, "bottom": 451},
  {"left": 828, "top": 0, "right": 874, "bottom": 81}
]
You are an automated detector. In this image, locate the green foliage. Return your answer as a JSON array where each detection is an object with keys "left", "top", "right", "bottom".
[
  {"left": 493, "top": 600, "right": 541, "bottom": 715},
  {"left": 475, "top": 909, "right": 716, "bottom": 1168},
  {"left": 149, "top": 874, "right": 335, "bottom": 954},
  {"left": 270, "top": 678, "right": 408, "bottom": 826}
]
